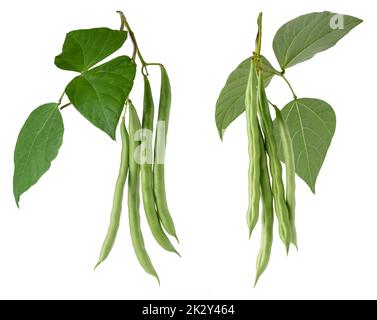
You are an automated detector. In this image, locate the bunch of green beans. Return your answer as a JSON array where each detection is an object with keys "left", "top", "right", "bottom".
[
  {"left": 245, "top": 14, "right": 297, "bottom": 286},
  {"left": 95, "top": 65, "right": 179, "bottom": 283}
]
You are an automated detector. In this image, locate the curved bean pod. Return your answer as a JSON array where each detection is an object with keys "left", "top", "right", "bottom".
[
  {"left": 153, "top": 66, "right": 178, "bottom": 240},
  {"left": 254, "top": 125, "right": 274, "bottom": 286},
  {"left": 245, "top": 60, "right": 261, "bottom": 237},
  {"left": 128, "top": 101, "right": 159, "bottom": 282},
  {"left": 257, "top": 73, "right": 291, "bottom": 253},
  {"left": 95, "top": 115, "right": 129, "bottom": 269},
  {"left": 274, "top": 106, "right": 297, "bottom": 248},
  {"left": 141, "top": 76, "right": 179, "bottom": 255}
]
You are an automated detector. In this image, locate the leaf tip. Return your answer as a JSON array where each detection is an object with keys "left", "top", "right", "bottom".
[
  {"left": 53, "top": 55, "right": 59, "bottom": 65},
  {"left": 105, "top": 128, "right": 117, "bottom": 141},
  {"left": 217, "top": 127, "right": 225, "bottom": 141},
  {"left": 14, "top": 194, "right": 20, "bottom": 208}
]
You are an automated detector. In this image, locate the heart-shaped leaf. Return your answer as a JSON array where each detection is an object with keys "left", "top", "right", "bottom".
[
  {"left": 273, "top": 12, "right": 362, "bottom": 70},
  {"left": 13, "top": 103, "right": 64, "bottom": 206},
  {"left": 55, "top": 28, "right": 128, "bottom": 73},
  {"left": 65, "top": 56, "right": 136, "bottom": 139},
  {"left": 274, "top": 98, "right": 336, "bottom": 193},
  {"left": 215, "top": 56, "right": 278, "bottom": 139}
]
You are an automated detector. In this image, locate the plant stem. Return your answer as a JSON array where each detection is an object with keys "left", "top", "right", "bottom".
[
  {"left": 254, "top": 12, "right": 263, "bottom": 75},
  {"left": 117, "top": 11, "right": 165, "bottom": 77},
  {"left": 267, "top": 99, "right": 278, "bottom": 109},
  {"left": 280, "top": 74, "right": 297, "bottom": 100},
  {"left": 58, "top": 91, "right": 65, "bottom": 105},
  {"left": 118, "top": 12, "right": 125, "bottom": 31},
  {"left": 117, "top": 11, "right": 149, "bottom": 74},
  {"left": 146, "top": 62, "right": 164, "bottom": 67},
  {"left": 255, "top": 12, "right": 263, "bottom": 57},
  {"left": 58, "top": 91, "right": 71, "bottom": 111},
  {"left": 60, "top": 103, "right": 71, "bottom": 110}
]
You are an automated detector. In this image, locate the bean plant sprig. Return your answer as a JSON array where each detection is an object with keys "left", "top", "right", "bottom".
[
  {"left": 215, "top": 11, "right": 362, "bottom": 285},
  {"left": 13, "top": 11, "right": 179, "bottom": 283}
]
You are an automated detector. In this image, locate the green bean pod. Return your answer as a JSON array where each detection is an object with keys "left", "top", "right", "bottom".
[
  {"left": 95, "top": 115, "right": 129, "bottom": 269},
  {"left": 153, "top": 66, "right": 178, "bottom": 240},
  {"left": 128, "top": 101, "right": 159, "bottom": 282},
  {"left": 254, "top": 125, "right": 274, "bottom": 286},
  {"left": 245, "top": 60, "right": 261, "bottom": 237},
  {"left": 274, "top": 107, "right": 297, "bottom": 248},
  {"left": 141, "top": 76, "right": 179, "bottom": 255},
  {"left": 257, "top": 73, "right": 291, "bottom": 253}
]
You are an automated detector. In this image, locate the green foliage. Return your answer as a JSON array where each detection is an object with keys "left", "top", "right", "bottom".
[
  {"left": 14, "top": 13, "right": 179, "bottom": 281},
  {"left": 215, "top": 56, "right": 278, "bottom": 139},
  {"left": 274, "top": 98, "right": 336, "bottom": 193},
  {"left": 215, "top": 11, "right": 361, "bottom": 283},
  {"left": 55, "top": 28, "right": 127, "bottom": 72},
  {"left": 273, "top": 12, "right": 362, "bottom": 69},
  {"left": 13, "top": 103, "right": 64, "bottom": 206},
  {"left": 14, "top": 23, "right": 134, "bottom": 203},
  {"left": 216, "top": 11, "right": 361, "bottom": 191},
  {"left": 66, "top": 56, "right": 136, "bottom": 139}
]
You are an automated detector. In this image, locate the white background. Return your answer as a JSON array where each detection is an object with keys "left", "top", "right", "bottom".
[{"left": 0, "top": 0, "right": 374, "bottom": 300}]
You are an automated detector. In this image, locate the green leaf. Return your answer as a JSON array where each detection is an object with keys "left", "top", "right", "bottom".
[
  {"left": 65, "top": 56, "right": 136, "bottom": 139},
  {"left": 215, "top": 56, "right": 279, "bottom": 139},
  {"left": 274, "top": 98, "right": 336, "bottom": 193},
  {"left": 13, "top": 103, "right": 64, "bottom": 206},
  {"left": 273, "top": 12, "right": 362, "bottom": 69},
  {"left": 55, "top": 28, "right": 127, "bottom": 72}
]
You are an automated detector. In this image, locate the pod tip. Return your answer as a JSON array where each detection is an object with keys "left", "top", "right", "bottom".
[
  {"left": 174, "top": 235, "right": 180, "bottom": 244},
  {"left": 155, "top": 275, "right": 161, "bottom": 286},
  {"left": 94, "top": 260, "right": 103, "bottom": 271},
  {"left": 285, "top": 243, "right": 290, "bottom": 256},
  {"left": 248, "top": 227, "right": 255, "bottom": 240}
]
